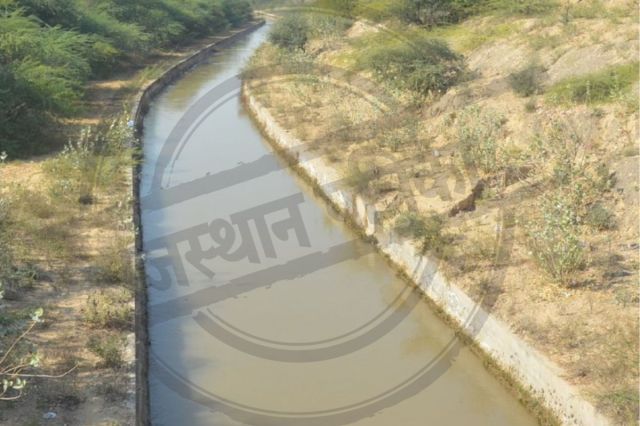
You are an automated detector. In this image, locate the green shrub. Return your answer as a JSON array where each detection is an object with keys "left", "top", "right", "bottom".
[
  {"left": 526, "top": 192, "right": 584, "bottom": 285},
  {"left": 356, "top": 36, "right": 464, "bottom": 96},
  {"left": 457, "top": 106, "right": 504, "bottom": 173},
  {"left": 509, "top": 63, "right": 545, "bottom": 97},
  {"left": 87, "top": 334, "right": 124, "bottom": 368},
  {"left": 269, "top": 14, "right": 310, "bottom": 51},
  {"left": 547, "top": 62, "right": 639, "bottom": 105}
]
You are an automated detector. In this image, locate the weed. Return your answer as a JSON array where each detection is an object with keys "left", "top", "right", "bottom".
[
  {"left": 96, "top": 238, "right": 133, "bottom": 286},
  {"left": 87, "top": 334, "right": 125, "bottom": 369},
  {"left": 84, "top": 289, "right": 133, "bottom": 330},
  {"left": 524, "top": 99, "right": 537, "bottom": 112},
  {"left": 457, "top": 106, "right": 505, "bottom": 174}
]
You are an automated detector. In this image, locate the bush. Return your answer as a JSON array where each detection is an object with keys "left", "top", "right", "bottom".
[
  {"left": 419, "top": 213, "right": 447, "bottom": 253},
  {"left": 87, "top": 334, "right": 124, "bottom": 368},
  {"left": 509, "top": 63, "right": 545, "bottom": 97},
  {"left": 394, "top": 211, "right": 427, "bottom": 238},
  {"left": 356, "top": 36, "right": 464, "bottom": 96},
  {"left": 395, "top": 0, "right": 479, "bottom": 27},
  {"left": 221, "top": 0, "right": 253, "bottom": 27},
  {"left": 457, "top": 106, "right": 505, "bottom": 173},
  {"left": 526, "top": 192, "right": 584, "bottom": 285},
  {"left": 532, "top": 120, "right": 583, "bottom": 186},
  {"left": 269, "top": 14, "right": 310, "bottom": 51},
  {"left": 546, "top": 62, "right": 639, "bottom": 105}
]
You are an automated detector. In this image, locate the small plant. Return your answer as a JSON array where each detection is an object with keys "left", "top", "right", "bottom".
[
  {"left": 526, "top": 191, "right": 585, "bottom": 285},
  {"left": 532, "top": 120, "right": 584, "bottom": 186},
  {"left": 96, "top": 238, "right": 133, "bottom": 285},
  {"left": 524, "top": 99, "right": 537, "bottom": 112},
  {"left": 87, "top": 335, "right": 124, "bottom": 369},
  {"left": 394, "top": 211, "right": 448, "bottom": 254},
  {"left": 84, "top": 289, "right": 133, "bottom": 330},
  {"left": 379, "top": 115, "right": 420, "bottom": 152},
  {"left": 586, "top": 203, "right": 616, "bottom": 230},
  {"left": 457, "top": 106, "right": 505, "bottom": 174},
  {"left": 420, "top": 213, "right": 447, "bottom": 253},
  {"left": 509, "top": 64, "right": 545, "bottom": 97},
  {"left": 394, "top": 212, "right": 427, "bottom": 239}
]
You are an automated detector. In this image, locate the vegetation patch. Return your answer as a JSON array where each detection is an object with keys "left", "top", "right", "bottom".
[
  {"left": 87, "top": 334, "right": 125, "bottom": 369},
  {"left": 509, "top": 63, "right": 546, "bottom": 97},
  {"left": 355, "top": 34, "right": 464, "bottom": 96},
  {"left": 84, "top": 289, "right": 133, "bottom": 330},
  {"left": 456, "top": 106, "right": 505, "bottom": 174},
  {"left": 546, "top": 62, "right": 639, "bottom": 105}
]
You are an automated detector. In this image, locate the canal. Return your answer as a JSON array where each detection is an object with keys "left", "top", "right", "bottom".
[{"left": 140, "top": 24, "right": 537, "bottom": 426}]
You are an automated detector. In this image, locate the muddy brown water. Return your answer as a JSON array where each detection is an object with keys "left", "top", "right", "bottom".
[{"left": 140, "top": 24, "right": 537, "bottom": 426}]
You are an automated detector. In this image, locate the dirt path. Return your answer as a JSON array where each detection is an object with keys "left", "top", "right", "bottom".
[{"left": 0, "top": 30, "right": 245, "bottom": 426}]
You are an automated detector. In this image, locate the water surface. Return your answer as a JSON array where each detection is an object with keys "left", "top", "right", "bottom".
[{"left": 141, "top": 24, "right": 536, "bottom": 426}]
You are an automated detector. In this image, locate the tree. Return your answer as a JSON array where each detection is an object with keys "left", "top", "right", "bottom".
[{"left": 269, "top": 14, "right": 309, "bottom": 51}]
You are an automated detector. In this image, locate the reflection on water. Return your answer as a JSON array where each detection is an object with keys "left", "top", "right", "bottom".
[{"left": 140, "top": 24, "right": 536, "bottom": 426}]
